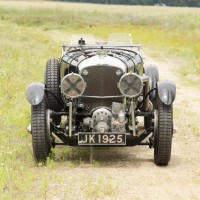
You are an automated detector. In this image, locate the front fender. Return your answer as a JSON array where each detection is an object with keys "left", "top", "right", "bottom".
[
  {"left": 157, "top": 80, "right": 176, "bottom": 105},
  {"left": 26, "top": 82, "right": 45, "bottom": 105}
]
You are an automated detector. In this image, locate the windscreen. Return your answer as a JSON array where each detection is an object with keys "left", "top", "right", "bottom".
[
  {"left": 108, "top": 33, "right": 133, "bottom": 44},
  {"left": 70, "top": 34, "right": 95, "bottom": 45},
  {"left": 70, "top": 33, "right": 133, "bottom": 45}
]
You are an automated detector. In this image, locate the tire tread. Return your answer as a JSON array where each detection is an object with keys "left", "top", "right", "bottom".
[
  {"left": 31, "top": 99, "right": 50, "bottom": 162},
  {"left": 46, "top": 59, "right": 62, "bottom": 111},
  {"left": 154, "top": 99, "right": 173, "bottom": 166}
]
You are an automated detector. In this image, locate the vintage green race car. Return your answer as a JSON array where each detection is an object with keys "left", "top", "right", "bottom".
[{"left": 26, "top": 34, "right": 176, "bottom": 165}]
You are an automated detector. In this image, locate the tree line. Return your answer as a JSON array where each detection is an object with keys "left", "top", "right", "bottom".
[{"left": 57, "top": 0, "right": 200, "bottom": 7}]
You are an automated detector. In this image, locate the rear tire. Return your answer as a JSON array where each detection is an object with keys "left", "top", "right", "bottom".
[
  {"left": 144, "top": 65, "right": 159, "bottom": 130},
  {"left": 154, "top": 98, "right": 173, "bottom": 166},
  {"left": 144, "top": 116, "right": 152, "bottom": 129},
  {"left": 31, "top": 98, "right": 51, "bottom": 162},
  {"left": 45, "top": 58, "right": 62, "bottom": 125},
  {"left": 144, "top": 64, "right": 159, "bottom": 101}
]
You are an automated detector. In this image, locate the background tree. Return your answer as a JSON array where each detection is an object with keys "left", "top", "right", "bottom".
[{"left": 57, "top": 0, "right": 200, "bottom": 7}]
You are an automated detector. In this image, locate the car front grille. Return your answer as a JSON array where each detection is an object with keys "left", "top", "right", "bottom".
[{"left": 81, "top": 65, "right": 123, "bottom": 112}]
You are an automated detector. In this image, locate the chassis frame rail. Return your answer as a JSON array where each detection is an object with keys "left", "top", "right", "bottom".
[{"left": 52, "top": 125, "right": 153, "bottom": 147}]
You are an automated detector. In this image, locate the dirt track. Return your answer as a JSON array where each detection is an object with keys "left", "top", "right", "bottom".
[{"left": 45, "top": 55, "right": 200, "bottom": 200}]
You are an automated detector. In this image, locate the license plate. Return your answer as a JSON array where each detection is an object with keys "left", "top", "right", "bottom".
[{"left": 78, "top": 133, "right": 126, "bottom": 145}]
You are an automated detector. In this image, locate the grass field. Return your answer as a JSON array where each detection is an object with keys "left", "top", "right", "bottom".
[{"left": 0, "top": 1, "right": 200, "bottom": 199}]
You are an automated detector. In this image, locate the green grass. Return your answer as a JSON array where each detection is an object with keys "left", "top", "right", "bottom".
[
  {"left": 0, "top": 1, "right": 199, "bottom": 78},
  {"left": 0, "top": 1, "right": 200, "bottom": 199}
]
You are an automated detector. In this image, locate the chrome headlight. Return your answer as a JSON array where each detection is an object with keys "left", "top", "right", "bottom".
[
  {"left": 61, "top": 73, "right": 86, "bottom": 98},
  {"left": 118, "top": 73, "right": 143, "bottom": 98}
]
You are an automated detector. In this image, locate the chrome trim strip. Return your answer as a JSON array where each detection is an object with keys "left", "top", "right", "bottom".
[
  {"left": 62, "top": 44, "right": 141, "bottom": 48},
  {"left": 81, "top": 95, "right": 123, "bottom": 99},
  {"left": 69, "top": 102, "right": 72, "bottom": 137}
]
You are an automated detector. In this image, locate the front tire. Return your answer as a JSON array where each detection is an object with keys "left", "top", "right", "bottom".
[
  {"left": 31, "top": 98, "right": 51, "bottom": 162},
  {"left": 154, "top": 98, "right": 173, "bottom": 166}
]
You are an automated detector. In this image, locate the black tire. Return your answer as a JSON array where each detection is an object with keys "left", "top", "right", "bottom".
[
  {"left": 45, "top": 58, "right": 62, "bottom": 125},
  {"left": 31, "top": 98, "right": 51, "bottom": 162},
  {"left": 144, "top": 64, "right": 159, "bottom": 101},
  {"left": 144, "top": 116, "right": 152, "bottom": 129},
  {"left": 154, "top": 98, "right": 173, "bottom": 166},
  {"left": 45, "top": 58, "right": 62, "bottom": 111},
  {"left": 144, "top": 64, "right": 159, "bottom": 130}
]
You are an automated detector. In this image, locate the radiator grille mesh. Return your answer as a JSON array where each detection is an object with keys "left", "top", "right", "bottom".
[{"left": 81, "top": 65, "right": 123, "bottom": 112}]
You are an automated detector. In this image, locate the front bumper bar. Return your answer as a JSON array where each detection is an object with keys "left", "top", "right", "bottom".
[{"left": 52, "top": 126, "right": 153, "bottom": 147}]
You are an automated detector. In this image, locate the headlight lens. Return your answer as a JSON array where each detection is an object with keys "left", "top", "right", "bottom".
[
  {"left": 118, "top": 73, "right": 143, "bottom": 98},
  {"left": 61, "top": 73, "right": 86, "bottom": 98}
]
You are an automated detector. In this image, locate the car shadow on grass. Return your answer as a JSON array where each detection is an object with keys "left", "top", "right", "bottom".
[{"left": 53, "top": 146, "right": 154, "bottom": 168}]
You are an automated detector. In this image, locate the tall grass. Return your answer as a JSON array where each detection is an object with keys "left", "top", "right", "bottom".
[
  {"left": 0, "top": 1, "right": 199, "bottom": 78},
  {"left": 0, "top": 1, "right": 200, "bottom": 198}
]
